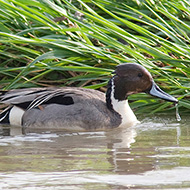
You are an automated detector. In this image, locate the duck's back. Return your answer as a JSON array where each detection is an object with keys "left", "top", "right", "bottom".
[{"left": 0, "top": 87, "right": 122, "bottom": 130}]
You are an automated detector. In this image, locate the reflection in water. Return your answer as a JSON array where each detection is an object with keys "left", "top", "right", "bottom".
[{"left": 0, "top": 116, "right": 190, "bottom": 189}]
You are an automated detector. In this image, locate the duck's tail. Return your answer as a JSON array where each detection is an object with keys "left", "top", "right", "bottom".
[
  {"left": 0, "top": 106, "right": 12, "bottom": 124},
  {"left": 0, "top": 90, "right": 11, "bottom": 124}
]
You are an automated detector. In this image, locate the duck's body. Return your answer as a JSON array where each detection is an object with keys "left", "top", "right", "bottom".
[
  {"left": 0, "top": 63, "right": 178, "bottom": 131},
  {"left": 0, "top": 86, "right": 138, "bottom": 130}
]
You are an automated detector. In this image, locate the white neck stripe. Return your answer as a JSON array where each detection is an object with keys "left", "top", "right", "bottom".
[{"left": 111, "top": 78, "right": 139, "bottom": 126}]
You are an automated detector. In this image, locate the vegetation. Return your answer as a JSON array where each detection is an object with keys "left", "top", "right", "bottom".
[{"left": 0, "top": 0, "right": 189, "bottom": 114}]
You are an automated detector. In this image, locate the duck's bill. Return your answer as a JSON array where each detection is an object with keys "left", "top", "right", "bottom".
[{"left": 148, "top": 82, "right": 178, "bottom": 103}]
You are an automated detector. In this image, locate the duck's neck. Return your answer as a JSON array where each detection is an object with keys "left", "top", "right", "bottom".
[{"left": 106, "top": 77, "right": 138, "bottom": 126}]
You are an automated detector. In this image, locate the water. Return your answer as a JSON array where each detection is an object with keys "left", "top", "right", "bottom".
[
  {"left": 175, "top": 103, "right": 181, "bottom": 122},
  {"left": 0, "top": 115, "right": 190, "bottom": 189}
]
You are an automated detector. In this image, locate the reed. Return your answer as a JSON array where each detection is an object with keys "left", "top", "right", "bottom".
[{"left": 0, "top": 0, "right": 189, "bottom": 114}]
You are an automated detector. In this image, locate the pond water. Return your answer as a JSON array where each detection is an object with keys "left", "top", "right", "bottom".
[{"left": 0, "top": 115, "right": 190, "bottom": 189}]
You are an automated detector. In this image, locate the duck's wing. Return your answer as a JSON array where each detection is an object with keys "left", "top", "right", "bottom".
[
  {"left": 0, "top": 87, "right": 104, "bottom": 110},
  {"left": 0, "top": 88, "right": 75, "bottom": 110},
  {"left": 0, "top": 88, "right": 83, "bottom": 124},
  {"left": 0, "top": 88, "right": 49, "bottom": 107}
]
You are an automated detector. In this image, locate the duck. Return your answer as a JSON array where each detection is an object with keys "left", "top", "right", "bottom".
[{"left": 0, "top": 63, "right": 178, "bottom": 131}]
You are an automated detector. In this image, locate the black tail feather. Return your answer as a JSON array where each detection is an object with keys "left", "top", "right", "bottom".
[{"left": 0, "top": 106, "right": 12, "bottom": 124}]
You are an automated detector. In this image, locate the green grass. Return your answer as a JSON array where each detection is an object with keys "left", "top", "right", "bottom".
[{"left": 0, "top": 0, "right": 189, "bottom": 114}]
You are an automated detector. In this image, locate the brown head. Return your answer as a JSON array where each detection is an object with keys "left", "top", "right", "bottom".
[{"left": 112, "top": 63, "right": 178, "bottom": 103}]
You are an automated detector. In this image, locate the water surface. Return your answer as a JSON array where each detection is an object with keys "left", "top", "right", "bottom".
[{"left": 0, "top": 116, "right": 190, "bottom": 189}]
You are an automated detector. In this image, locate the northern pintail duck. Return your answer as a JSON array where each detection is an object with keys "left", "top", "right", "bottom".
[{"left": 0, "top": 63, "right": 178, "bottom": 130}]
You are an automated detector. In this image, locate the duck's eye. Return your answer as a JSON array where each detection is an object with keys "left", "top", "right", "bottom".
[{"left": 138, "top": 73, "right": 143, "bottom": 78}]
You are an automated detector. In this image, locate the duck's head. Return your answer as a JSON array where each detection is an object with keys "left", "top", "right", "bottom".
[{"left": 112, "top": 63, "right": 178, "bottom": 103}]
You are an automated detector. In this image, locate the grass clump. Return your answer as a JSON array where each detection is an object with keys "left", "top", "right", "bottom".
[{"left": 0, "top": 0, "right": 189, "bottom": 114}]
